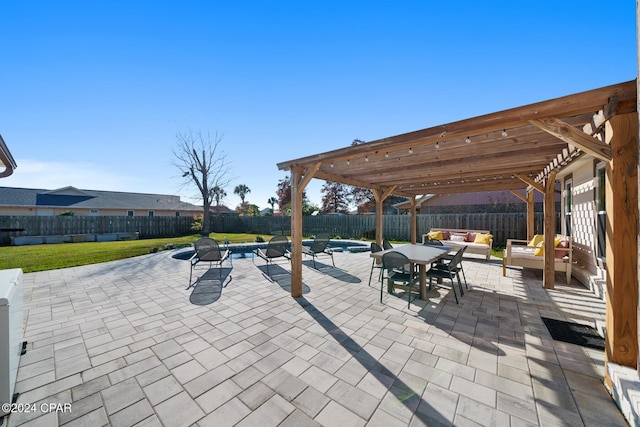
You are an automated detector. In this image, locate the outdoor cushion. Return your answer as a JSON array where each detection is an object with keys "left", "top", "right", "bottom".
[
  {"left": 451, "top": 232, "right": 469, "bottom": 241},
  {"left": 534, "top": 237, "right": 565, "bottom": 257},
  {"left": 528, "top": 234, "right": 544, "bottom": 247},
  {"left": 450, "top": 235, "right": 466, "bottom": 242},
  {"left": 466, "top": 232, "right": 477, "bottom": 242},
  {"left": 441, "top": 230, "right": 451, "bottom": 240},
  {"left": 427, "top": 230, "right": 443, "bottom": 240},
  {"left": 534, "top": 241, "right": 544, "bottom": 256},
  {"left": 556, "top": 239, "right": 569, "bottom": 259},
  {"left": 474, "top": 233, "right": 493, "bottom": 245}
]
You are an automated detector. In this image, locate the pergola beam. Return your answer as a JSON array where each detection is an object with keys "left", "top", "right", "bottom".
[
  {"left": 530, "top": 117, "right": 612, "bottom": 162},
  {"left": 516, "top": 174, "right": 545, "bottom": 193}
]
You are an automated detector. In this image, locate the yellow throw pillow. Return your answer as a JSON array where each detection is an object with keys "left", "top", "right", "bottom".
[
  {"left": 533, "top": 241, "right": 544, "bottom": 256},
  {"left": 427, "top": 230, "right": 443, "bottom": 240},
  {"left": 554, "top": 237, "right": 562, "bottom": 247},
  {"left": 528, "top": 234, "right": 544, "bottom": 247},
  {"left": 474, "top": 233, "right": 493, "bottom": 245}
]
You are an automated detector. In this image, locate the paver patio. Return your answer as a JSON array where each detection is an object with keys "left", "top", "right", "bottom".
[{"left": 4, "top": 246, "right": 627, "bottom": 426}]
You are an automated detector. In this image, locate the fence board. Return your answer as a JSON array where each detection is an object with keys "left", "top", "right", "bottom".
[
  {"left": 0, "top": 212, "right": 561, "bottom": 247},
  {"left": 0, "top": 216, "right": 194, "bottom": 245},
  {"left": 207, "top": 212, "right": 558, "bottom": 247}
]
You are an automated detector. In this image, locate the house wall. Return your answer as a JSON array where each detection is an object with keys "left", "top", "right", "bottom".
[
  {"left": 561, "top": 159, "right": 606, "bottom": 297},
  {"left": 416, "top": 190, "right": 555, "bottom": 214}
]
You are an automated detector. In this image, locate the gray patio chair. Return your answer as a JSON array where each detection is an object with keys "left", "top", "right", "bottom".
[
  {"left": 424, "top": 238, "right": 467, "bottom": 288},
  {"left": 253, "top": 235, "right": 290, "bottom": 277},
  {"left": 188, "top": 237, "right": 231, "bottom": 286},
  {"left": 302, "top": 233, "right": 335, "bottom": 268},
  {"left": 426, "top": 247, "right": 466, "bottom": 304},
  {"left": 382, "top": 239, "right": 393, "bottom": 250},
  {"left": 368, "top": 242, "right": 384, "bottom": 287},
  {"left": 381, "top": 251, "right": 418, "bottom": 307}
]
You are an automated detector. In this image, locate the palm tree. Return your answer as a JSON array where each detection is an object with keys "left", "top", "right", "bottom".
[
  {"left": 234, "top": 184, "right": 251, "bottom": 205},
  {"left": 267, "top": 196, "right": 278, "bottom": 214},
  {"left": 212, "top": 186, "right": 226, "bottom": 206}
]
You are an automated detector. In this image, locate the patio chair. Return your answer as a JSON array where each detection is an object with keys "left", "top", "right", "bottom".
[
  {"left": 382, "top": 239, "right": 393, "bottom": 250},
  {"left": 426, "top": 247, "right": 466, "bottom": 304},
  {"left": 223, "top": 237, "right": 233, "bottom": 266},
  {"left": 424, "top": 238, "right": 467, "bottom": 288},
  {"left": 381, "top": 251, "right": 419, "bottom": 307},
  {"left": 188, "top": 237, "right": 231, "bottom": 286},
  {"left": 302, "top": 233, "right": 335, "bottom": 268},
  {"left": 253, "top": 235, "right": 290, "bottom": 277},
  {"left": 368, "top": 242, "right": 384, "bottom": 287}
]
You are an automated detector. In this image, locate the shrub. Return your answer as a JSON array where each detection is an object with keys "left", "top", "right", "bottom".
[
  {"left": 361, "top": 229, "right": 375, "bottom": 240},
  {"left": 255, "top": 236, "right": 265, "bottom": 242},
  {"left": 190, "top": 215, "right": 203, "bottom": 233}
]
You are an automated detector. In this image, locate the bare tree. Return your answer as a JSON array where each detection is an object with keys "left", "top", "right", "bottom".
[{"left": 172, "top": 130, "right": 232, "bottom": 235}]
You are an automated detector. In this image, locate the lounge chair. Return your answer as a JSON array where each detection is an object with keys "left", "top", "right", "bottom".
[
  {"left": 188, "top": 237, "right": 231, "bottom": 287},
  {"left": 302, "top": 233, "right": 335, "bottom": 268},
  {"left": 253, "top": 235, "right": 290, "bottom": 277}
]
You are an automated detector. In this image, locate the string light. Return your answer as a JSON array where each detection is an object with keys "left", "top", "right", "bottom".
[
  {"left": 365, "top": 156, "right": 369, "bottom": 162},
  {"left": 384, "top": 152, "right": 389, "bottom": 158},
  {"left": 502, "top": 129, "right": 508, "bottom": 137},
  {"left": 330, "top": 162, "right": 334, "bottom": 168},
  {"left": 347, "top": 159, "right": 350, "bottom": 165},
  {"left": 465, "top": 136, "right": 471, "bottom": 143},
  {"left": 408, "top": 147, "right": 413, "bottom": 154},
  {"left": 435, "top": 142, "right": 440, "bottom": 149}
]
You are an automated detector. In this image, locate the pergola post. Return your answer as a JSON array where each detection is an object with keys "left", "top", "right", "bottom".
[
  {"left": 543, "top": 170, "right": 557, "bottom": 290},
  {"left": 510, "top": 189, "right": 536, "bottom": 240},
  {"left": 410, "top": 196, "right": 418, "bottom": 244},
  {"left": 372, "top": 186, "right": 396, "bottom": 246},
  {"left": 289, "top": 163, "right": 320, "bottom": 298},
  {"left": 290, "top": 165, "right": 304, "bottom": 297},
  {"left": 527, "top": 189, "right": 535, "bottom": 240},
  {"left": 604, "top": 112, "right": 639, "bottom": 381}
]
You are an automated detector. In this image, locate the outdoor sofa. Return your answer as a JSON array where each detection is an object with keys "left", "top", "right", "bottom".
[
  {"left": 422, "top": 227, "right": 493, "bottom": 261},
  {"left": 502, "top": 234, "right": 573, "bottom": 282}
]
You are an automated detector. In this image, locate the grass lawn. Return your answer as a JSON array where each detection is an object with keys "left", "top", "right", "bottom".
[{"left": 0, "top": 233, "right": 276, "bottom": 273}]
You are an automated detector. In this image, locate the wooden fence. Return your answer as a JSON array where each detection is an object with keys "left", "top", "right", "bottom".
[
  {"left": 0, "top": 216, "right": 194, "bottom": 245},
  {"left": 211, "top": 213, "right": 558, "bottom": 247},
  {"left": 1, "top": 212, "right": 559, "bottom": 247}
]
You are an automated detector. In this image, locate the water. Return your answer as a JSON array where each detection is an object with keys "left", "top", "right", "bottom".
[{"left": 228, "top": 240, "right": 369, "bottom": 259}]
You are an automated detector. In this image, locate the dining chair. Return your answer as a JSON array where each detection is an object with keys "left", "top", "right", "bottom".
[
  {"left": 368, "top": 242, "right": 384, "bottom": 287},
  {"left": 382, "top": 239, "right": 393, "bottom": 250},
  {"left": 381, "top": 251, "right": 419, "bottom": 308},
  {"left": 424, "top": 239, "right": 467, "bottom": 288},
  {"left": 426, "top": 247, "right": 466, "bottom": 304}
]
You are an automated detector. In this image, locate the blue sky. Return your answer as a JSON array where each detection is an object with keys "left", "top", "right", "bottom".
[{"left": 1, "top": 1, "right": 636, "bottom": 210}]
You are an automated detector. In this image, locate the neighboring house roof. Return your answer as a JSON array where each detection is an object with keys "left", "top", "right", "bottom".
[
  {"left": 209, "top": 205, "right": 237, "bottom": 215},
  {"left": 393, "top": 190, "right": 553, "bottom": 210},
  {"left": 0, "top": 186, "right": 202, "bottom": 212}
]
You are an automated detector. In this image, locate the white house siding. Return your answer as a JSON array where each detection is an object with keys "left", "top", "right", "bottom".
[{"left": 561, "top": 160, "right": 606, "bottom": 298}]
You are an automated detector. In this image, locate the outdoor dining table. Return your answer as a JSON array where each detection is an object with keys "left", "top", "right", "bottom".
[{"left": 370, "top": 244, "right": 452, "bottom": 300}]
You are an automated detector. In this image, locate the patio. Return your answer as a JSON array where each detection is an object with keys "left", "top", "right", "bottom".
[{"left": 6, "top": 247, "right": 627, "bottom": 427}]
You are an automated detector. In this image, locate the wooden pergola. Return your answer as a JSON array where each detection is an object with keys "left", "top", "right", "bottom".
[{"left": 278, "top": 79, "right": 639, "bottom": 379}]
